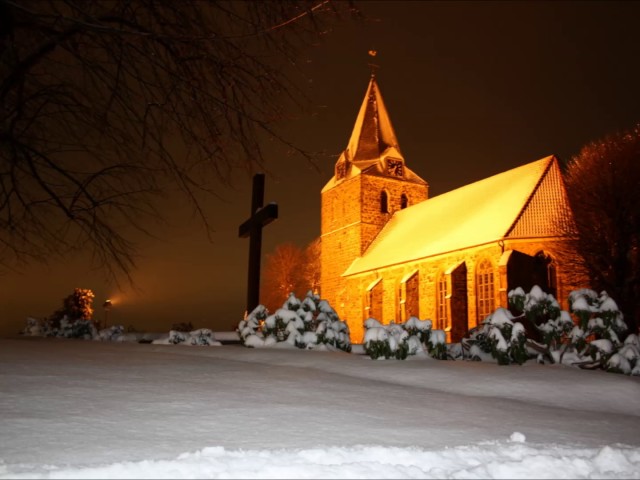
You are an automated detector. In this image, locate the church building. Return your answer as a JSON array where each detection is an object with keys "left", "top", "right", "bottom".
[{"left": 320, "top": 75, "right": 582, "bottom": 343}]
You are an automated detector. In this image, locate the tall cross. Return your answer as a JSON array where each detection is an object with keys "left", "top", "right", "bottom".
[{"left": 238, "top": 173, "right": 278, "bottom": 314}]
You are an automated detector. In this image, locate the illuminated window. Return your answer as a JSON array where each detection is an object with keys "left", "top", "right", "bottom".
[
  {"left": 476, "top": 259, "right": 495, "bottom": 322},
  {"left": 380, "top": 191, "right": 388, "bottom": 213},
  {"left": 400, "top": 194, "right": 408, "bottom": 209},
  {"left": 437, "top": 272, "right": 448, "bottom": 330}
]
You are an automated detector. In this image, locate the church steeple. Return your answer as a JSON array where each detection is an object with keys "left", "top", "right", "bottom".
[
  {"left": 345, "top": 76, "right": 403, "bottom": 163},
  {"left": 320, "top": 74, "right": 429, "bottom": 336},
  {"left": 325, "top": 75, "right": 426, "bottom": 188}
]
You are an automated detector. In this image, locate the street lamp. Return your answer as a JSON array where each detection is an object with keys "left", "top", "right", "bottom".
[{"left": 103, "top": 299, "right": 113, "bottom": 329}]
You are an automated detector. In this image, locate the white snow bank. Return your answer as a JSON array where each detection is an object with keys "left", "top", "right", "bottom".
[{"left": 2, "top": 441, "right": 639, "bottom": 479}]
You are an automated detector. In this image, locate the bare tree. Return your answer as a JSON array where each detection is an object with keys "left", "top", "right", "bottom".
[
  {"left": 0, "top": 0, "right": 355, "bottom": 280},
  {"left": 261, "top": 242, "right": 306, "bottom": 311},
  {"left": 302, "top": 236, "right": 321, "bottom": 295},
  {"left": 564, "top": 124, "right": 640, "bottom": 334},
  {"left": 261, "top": 237, "right": 321, "bottom": 311}
]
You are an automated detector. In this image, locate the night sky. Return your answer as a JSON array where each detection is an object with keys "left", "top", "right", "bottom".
[{"left": 2, "top": 1, "right": 640, "bottom": 335}]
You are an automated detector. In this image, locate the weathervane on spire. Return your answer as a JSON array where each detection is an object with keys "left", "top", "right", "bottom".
[{"left": 368, "top": 49, "right": 379, "bottom": 77}]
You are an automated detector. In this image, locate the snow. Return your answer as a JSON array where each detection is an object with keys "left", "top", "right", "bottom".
[
  {"left": 489, "top": 327, "right": 508, "bottom": 351},
  {"left": 1, "top": 337, "right": 639, "bottom": 479},
  {"left": 430, "top": 329, "right": 446, "bottom": 345},
  {"left": 511, "top": 322, "right": 525, "bottom": 341},
  {"left": 591, "top": 339, "right": 614, "bottom": 354},
  {"left": 404, "top": 316, "right": 432, "bottom": 331},
  {"left": 151, "top": 329, "right": 222, "bottom": 346},
  {"left": 363, "top": 326, "right": 388, "bottom": 343},
  {"left": 488, "top": 307, "right": 514, "bottom": 327},
  {"left": 601, "top": 296, "right": 620, "bottom": 312}
]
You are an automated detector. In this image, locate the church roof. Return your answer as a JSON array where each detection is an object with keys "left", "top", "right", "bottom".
[
  {"left": 322, "top": 76, "right": 427, "bottom": 193},
  {"left": 343, "top": 155, "right": 571, "bottom": 276}
]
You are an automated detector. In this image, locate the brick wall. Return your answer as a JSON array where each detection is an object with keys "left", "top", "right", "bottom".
[{"left": 320, "top": 169, "right": 428, "bottom": 334}]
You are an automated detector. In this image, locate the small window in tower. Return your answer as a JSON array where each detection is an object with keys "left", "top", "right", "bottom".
[
  {"left": 400, "top": 194, "right": 408, "bottom": 209},
  {"left": 380, "top": 191, "right": 388, "bottom": 213}
]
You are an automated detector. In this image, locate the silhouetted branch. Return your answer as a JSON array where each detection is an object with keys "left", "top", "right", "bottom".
[{"left": 0, "top": 0, "right": 357, "bottom": 281}]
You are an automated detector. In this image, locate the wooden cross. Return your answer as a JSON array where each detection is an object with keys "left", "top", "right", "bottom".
[{"left": 238, "top": 173, "right": 278, "bottom": 314}]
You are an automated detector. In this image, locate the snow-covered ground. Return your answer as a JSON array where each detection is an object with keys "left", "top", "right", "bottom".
[{"left": 1, "top": 337, "right": 639, "bottom": 478}]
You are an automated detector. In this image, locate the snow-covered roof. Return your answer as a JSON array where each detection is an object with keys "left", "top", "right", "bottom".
[
  {"left": 343, "top": 155, "right": 571, "bottom": 276},
  {"left": 322, "top": 76, "right": 427, "bottom": 193}
]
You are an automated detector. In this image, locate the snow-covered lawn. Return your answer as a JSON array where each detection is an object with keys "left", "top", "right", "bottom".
[{"left": 1, "top": 337, "right": 639, "bottom": 478}]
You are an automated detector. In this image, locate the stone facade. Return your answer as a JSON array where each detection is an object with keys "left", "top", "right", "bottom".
[
  {"left": 340, "top": 239, "right": 578, "bottom": 343},
  {"left": 320, "top": 170, "right": 428, "bottom": 322}
]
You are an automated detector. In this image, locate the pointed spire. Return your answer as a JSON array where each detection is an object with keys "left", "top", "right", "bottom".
[{"left": 345, "top": 76, "right": 402, "bottom": 163}]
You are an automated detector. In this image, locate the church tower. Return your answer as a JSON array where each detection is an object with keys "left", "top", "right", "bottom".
[{"left": 320, "top": 75, "right": 428, "bottom": 323}]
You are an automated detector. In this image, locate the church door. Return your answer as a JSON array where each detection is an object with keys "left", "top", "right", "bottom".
[
  {"left": 450, "top": 262, "right": 468, "bottom": 342},
  {"left": 506, "top": 250, "right": 555, "bottom": 297},
  {"left": 506, "top": 250, "right": 557, "bottom": 340}
]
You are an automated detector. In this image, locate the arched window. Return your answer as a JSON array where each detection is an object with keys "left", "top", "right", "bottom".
[
  {"left": 400, "top": 194, "right": 408, "bottom": 209},
  {"left": 380, "top": 191, "right": 389, "bottom": 213},
  {"left": 476, "top": 259, "right": 495, "bottom": 322},
  {"left": 436, "top": 272, "right": 449, "bottom": 331}
]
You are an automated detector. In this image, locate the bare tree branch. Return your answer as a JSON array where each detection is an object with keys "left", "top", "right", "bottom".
[{"left": 0, "top": 0, "right": 357, "bottom": 282}]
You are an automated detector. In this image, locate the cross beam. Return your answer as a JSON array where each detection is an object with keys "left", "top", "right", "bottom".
[{"left": 238, "top": 173, "right": 278, "bottom": 314}]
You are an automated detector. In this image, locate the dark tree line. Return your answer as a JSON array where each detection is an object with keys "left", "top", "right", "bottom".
[
  {"left": 564, "top": 123, "right": 640, "bottom": 334},
  {"left": 0, "top": 0, "right": 355, "bottom": 280}
]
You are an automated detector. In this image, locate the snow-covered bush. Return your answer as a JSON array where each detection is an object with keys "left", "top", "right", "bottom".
[
  {"left": 467, "top": 308, "right": 529, "bottom": 365},
  {"left": 23, "top": 288, "right": 100, "bottom": 339},
  {"left": 22, "top": 314, "right": 99, "bottom": 339},
  {"left": 22, "top": 317, "right": 52, "bottom": 337},
  {"left": 363, "top": 319, "right": 409, "bottom": 360},
  {"left": 236, "top": 291, "right": 351, "bottom": 352},
  {"left": 569, "top": 290, "right": 627, "bottom": 344},
  {"left": 152, "top": 328, "right": 221, "bottom": 346},
  {"left": 362, "top": 316, "right": 448, "bottom": 360},
  {"left": 95, "top": 325, "right": 125, "bottom": 342},
  {"left": 536, "top": 288, "right": 632, "bottom": 372},
  {"left": 472, "top": 285, "right": 637, "bottom": 374},
  {"left": 427, "top": 329, "right": 448, "bottom": 360},
  {"left": 314, "top": 299, "right": 351, "bottom": 351},
  {"left": 57, "top": 316, "right": 98, "bottom": 339},
  {"left": 403, "top": 317, "right": 431, "bottom": 344},
  {"left": 508, "top": 286, "right": 571, "bottom": 348}
]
